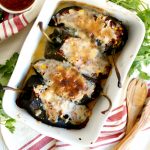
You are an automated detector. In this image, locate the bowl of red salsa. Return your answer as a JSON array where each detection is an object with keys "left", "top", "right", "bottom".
[{"left": 0, "top": 0, "right": 35, "bottom": 14}]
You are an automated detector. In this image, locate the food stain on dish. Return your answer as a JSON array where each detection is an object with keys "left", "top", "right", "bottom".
[{"left": 16, "top": 1, "right": 128, "bottom": 129}]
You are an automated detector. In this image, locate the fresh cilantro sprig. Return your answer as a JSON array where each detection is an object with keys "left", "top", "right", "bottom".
[
  {"left": 110, "top": 0, "right": 150, "bottom": 79},
  {"left": 0, "top": 53, "right": 19, "bottom": 133}
]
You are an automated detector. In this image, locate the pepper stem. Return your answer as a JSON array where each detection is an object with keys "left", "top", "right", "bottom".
[
  {"left": 111, "top": 53, "right": 122, "bottom": 88},
  {"left": 0, "top": 84, "right": 24, "bottom": 93},
  {"left": 100, "top": 92, "right": 112, "bottom": 114},
  {"left": 38, "top": 21, "right": 52, "bottom": 43}
]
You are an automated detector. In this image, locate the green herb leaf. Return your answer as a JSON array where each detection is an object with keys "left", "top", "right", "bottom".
[
  {"left": 139, "top": 71, "right": 150, "bottom": 80},
  {"left": 5, "top": 118, "right": 16, "bottom": 133},
  {"left": 0, "top": 9, "right": 4, "bottom": 23},
  {"left": 0, "top": 53, "right": 19, "bottom": 133}
]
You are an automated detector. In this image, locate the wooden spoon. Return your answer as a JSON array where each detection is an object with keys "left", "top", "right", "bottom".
[
  {"left": 113, "top": 79, "right": 148, "bottom": 150},
  {"left": 113, "top": 97, "right": 150, "bottom": 150},
  {"left": 126, "top": 78, "right": 148, "bottom": 134}
]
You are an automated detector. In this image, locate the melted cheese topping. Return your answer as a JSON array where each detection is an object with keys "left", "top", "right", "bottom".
[
  {"left": 58, "top": 8, "right": 121, "bottom": 44},
  {"left": 29, "top": 6, "right": 126, "bottom": 126},
  {"left": 34, "top": 85, "right": 91, "bottom": 124},
  {"left": 61, "top": 37, "right": 110, "bottom": 78},
  {"left": 33, "top": 59, "right": 95, "bottom": 102}
]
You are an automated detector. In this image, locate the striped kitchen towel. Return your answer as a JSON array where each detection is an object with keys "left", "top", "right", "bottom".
[{"left": 0, "top": 0, "right": 45, "bottom": 41}]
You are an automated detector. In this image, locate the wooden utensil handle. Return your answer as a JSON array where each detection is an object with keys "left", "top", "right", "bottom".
[{"left": 114, "top": 122, "right": 140, "bottom": 150}]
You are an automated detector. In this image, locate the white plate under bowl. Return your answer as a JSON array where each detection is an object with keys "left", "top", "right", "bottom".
[{"left": 2, "top": 0, "right": 145, "bottom": 147}]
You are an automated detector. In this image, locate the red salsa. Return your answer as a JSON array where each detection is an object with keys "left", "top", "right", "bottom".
[{"left": 0, "top": 0, "right": 35, "bottom": 11}]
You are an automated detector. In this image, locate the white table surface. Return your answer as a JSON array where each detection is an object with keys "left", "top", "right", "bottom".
[{"left": 0, "top": 1, "right": 150, "bottom": 149}]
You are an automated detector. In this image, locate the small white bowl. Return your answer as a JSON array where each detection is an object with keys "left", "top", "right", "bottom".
[
  {"left": 0, "top": 0, "right": 36, "bottom": 14},
  {"left": 2, "top": 0, "right": 145, "bottom": 147}
]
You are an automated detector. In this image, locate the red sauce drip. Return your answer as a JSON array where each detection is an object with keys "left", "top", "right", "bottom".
[{"left": 0, "top": 0, "right": 35, "bottom": 11}]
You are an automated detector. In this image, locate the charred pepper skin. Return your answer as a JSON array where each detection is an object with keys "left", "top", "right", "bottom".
[
  {"left": 49, "top": 6, "right": 128, "bottom": 55},
  {"left": 45, "top": 27, "right": 77, "bottom": 61},
  {"left": 102, "top": 16, "right": 128, "bottom": 55},
  {"left": 48, "top": 6, "right": 127, "bottom": 89},
  {"left": 49, "top": 6, "right": 82, "bottom": 27},
  {"left": 17, "top": 75, "right": 89, "bottom": 129},
  {"left": 32, "top": 59, "right": 102, "bottom": 105}
]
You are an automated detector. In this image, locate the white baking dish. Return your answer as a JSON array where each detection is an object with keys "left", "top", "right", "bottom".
[{"left": 2, "top": 0, "right": 145, "bottom": 146}]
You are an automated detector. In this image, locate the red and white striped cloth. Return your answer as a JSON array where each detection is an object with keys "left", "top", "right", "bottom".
[
  {"left": 0, "top": 2, "right": 150, "bottom": 149},
  {"left": 0, "top": 0, "right": 44, "bottom": 41}
]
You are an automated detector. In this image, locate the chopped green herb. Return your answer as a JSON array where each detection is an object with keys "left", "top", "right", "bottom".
[
  {"left": 139, "top": 71, "right": 150, "bottom": 80},
  {"left": 0, "top": 53, "right": 19, "bottom": 133},
  {"left": 110, "top": 0, "right": 150, "bottom": 80},
  {"left": 0, "top": 9, "right": 4, "bottom": 23}
]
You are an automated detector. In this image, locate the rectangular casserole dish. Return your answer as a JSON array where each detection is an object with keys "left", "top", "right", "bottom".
[{"left": 2, "top": 0, "right": 145, "bottom": 146}]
